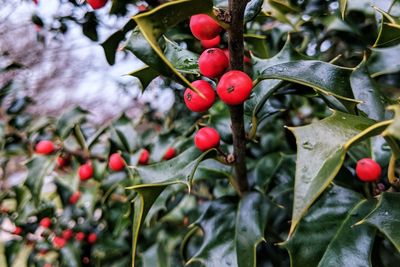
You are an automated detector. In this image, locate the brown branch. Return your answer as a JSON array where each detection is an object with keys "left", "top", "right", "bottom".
[{"left": 227, "top": 0, "right": 249, "bottom": 193}]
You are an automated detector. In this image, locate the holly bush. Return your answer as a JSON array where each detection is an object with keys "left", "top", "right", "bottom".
[{"left": 1, "top": 0, "right": 400, "bottom": 266}]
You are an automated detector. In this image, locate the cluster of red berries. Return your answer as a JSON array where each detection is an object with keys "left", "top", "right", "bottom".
[
  {"left": 35, "top": 139, "right": 177, "bottom": 183},
  {"left": 187, "top": 14, "right": 253, "bottom": 151}
]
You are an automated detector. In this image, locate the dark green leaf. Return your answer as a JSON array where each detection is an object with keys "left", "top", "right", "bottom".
[
  {"left": 163, "top": 37, "right": 199, "bottom": 75},
  {"left": 367, "top": 43, "right": 400, "bottom": 77},
  {"left": 128, "top": 66, "right": 159, "bottom": 91},
  {"left": 245, "top": 0, "right": 264, "bottom": 22},
  {"left": 360, "top": 192, "right": 400, "bottom": 251},
  {"left": 56, "top": 107, "right": 88, "bottom": 139},
  {"left": 283, "top": 185, "right": 375, "bottom": 267}
]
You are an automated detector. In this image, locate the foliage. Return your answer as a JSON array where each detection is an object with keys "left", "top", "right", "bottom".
[{"left": 1, "top": 0, "right": 400, "bottom": 266}]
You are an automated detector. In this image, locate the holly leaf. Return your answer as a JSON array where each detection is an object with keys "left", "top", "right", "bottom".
[
  {"left": 126, "top": 0, "right": 217, "bottom": 94},
  {"left": 128, "top": 66, "right": 159, "bottom": 91},
  {"left": 287, "top": 111, "right": 387, "bottom": 234},
  {"left": 244, "top": 0, "right": 264, "bottom": 22},
  {"left": 163, "top": 37, "right": 200, "bottom": 75},
  {"left": 350, "top": 56, "right": 386, "bottom": 121},
  {"left": 359, "top": 192, "right": 400, "bottom": 251},
  {"left": 258, "top": 60, "right": 360, "bottom": 113},
  {"left": 367, "top": 43, "right": 400, "bottom": 77},
  {"left": 373, "top": 6, "right": 400, "bottom": 47},
  {"left": 24, "top": 156, "right": 57, "bottom": 207},
  {"left": 283, "top": 185, "right": 376, "bottom": 267},
  {"left": 56, "top": 107, "right": 88, "bottom": 139},
  {"left": 187, "top": 192, "right": 270, "bottom": 267},
  {"left": 127, "top": 147, "right": 217, "bottom": 266}
]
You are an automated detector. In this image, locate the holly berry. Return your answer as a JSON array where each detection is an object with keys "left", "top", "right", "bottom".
[
  {"left": 356, "top": 158, "right": 382, "bottom": 182},
  {"left": 194, "top": 127, "right": 220, "bottom": 151},
  {"left": 87, "top": 233, "right": 97, "bottom": 244},
  {"left": 163, "top": 147, "right": 176, "bottom": 160},
  {"left": 69, "top": 191, "right": 81, "bottom": 204},
  {"left": 184, "top": 80, "right": 216, "bottom": 112},
  {"left": 52, "top": 236, "right": 66, "bottom": 249},
  {"left": 39, "top": 217, "right": 52, "bottom": 228},
  {"left": 108, "top": 153, "right": 125, "bottom": 171},
  {"left": 217, "top": 70, "right": 253, "bottom": 105},
  {"left": 75, "top": 232, "right": 85, "bottom": 241},
  {"left": 199, "top": 48, "right": 229, "bottom": 78},
  {"left": 35, "top": 140, "right": 55, "bottom": 155},
  {"left": 138, "top": 149, "right": 150, "bottom": 165},
  {"left": 79, "top": 163, "right": 93, "bottom": 181},
  {"left": 14, "top": 226, "right": 23, "bottom": 235},
  {"left": 43, "top": 264, "right": 52, "bottom": 267},
  {"left": 190, "top": 14, "right": 221, "bottom": 40},
  {"left": 87, "top": 0, "right": 108, "bottom": 9},
  {"left": 56, "top": 156, "right": 68, "bottom": 168},
  {"left": 62, "top": 229, "right": 74, "bottom": 240},
  {"left": 201, "top": 35, "right": 221, "bottom": 49}
]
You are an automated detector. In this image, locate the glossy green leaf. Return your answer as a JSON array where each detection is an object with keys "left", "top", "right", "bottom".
[
  {"left": 367, "top": 43, "right": 400, "bottom": 77},
  {"left": 245, "top": 0, "right": 264, "bottom": 22},
  {"left": 287, "top": 111, "right": 376, "bottom": 234},
  {"left": 382, "top": 105, "right": 400, "bottom": 141},
  {"left": 24, "top": 156, "right": 56, "bottom": 207},
  {"left": 187, "top": 192, "right": 269, "bottom": 267},
  {"left": 127, "top": 147, "right": 216, "bottom": 266},
  {"left": 110, "top": 115, "right": 138, "bottom": 153},
  {"left": 373, "top": 6, "right": 400, "bottom": 47},
  {"left": 350, "top": 57, "right": 386, "bottom": 120},
  {"left": 128, "top": 0, "right": 215, "bottom": 93},
  {"left": 102, "top": 20, "right": 136, "bottom": 65},
  {"left": 283, "top": 185, "right": 376, "bottom": 267},
  {"left": 268, "top": 0, "right": 300, "bottom": 13},
  {"left": 163, "top": 37, "right": 199, "bottom": 75},
  {"left": 244, "top": 34, "right": 269, "bottom": 59},
  {"left": 56, "top": 107, "right": 88, "bottom": 139},
  {"left": 360, "top": 192, "right": 400, "bottom": 251},
  {"left": 128, "top": 66, "right": 159, "bottom": 91},
  {"left": 258, "top": 60, "right": 360, "bottom": 112}
]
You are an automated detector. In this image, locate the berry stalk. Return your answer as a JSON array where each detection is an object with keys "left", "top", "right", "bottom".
[{"left": 227, "top": 0, "right": 249, "bottom": 193}]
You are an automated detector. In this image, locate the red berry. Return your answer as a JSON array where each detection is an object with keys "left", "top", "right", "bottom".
[
  {"left": 35, "top": 140, "right": 55, "bottom": 155},
  {"left": 163, "top": 147, "right": 176, "bottom": 160},
  {"left": 199, "top": 48, "right": 229, "bottom": 78},
  {"left": 43, "top": 264, "right": 52, "bottom": 267},
  {"left": 87, "top": 0, "right": 108, "bottom": 9},
  {"left": 75, "top": 232, "right": 85, "bottom": 241},
  {"left": 201, "top": 35, "right": 221, "bottom": 49},
  {"left": 356, "top": 158, "right": 382, "bottom": 182},
  {"left": 39, "top": 249, "right": 48, "bottom": 256},
  {"left": 53, "top": 236, "right": 66, "bottom": 249},
  {"left": 62, "top": 229, "right": 73, "bottom": 240},
  {"left": 190, "top": 14, "right": 221, "bottom": 40},
  {"left": 79, "top": 163, "right": 93, "bottom": 181},
  {"left": 57, "top": 156, "right": 68, "bottom": 168},
  {"left": 138, "top": 149, "right": 150, "bottom": 165},
  {"left": 87, "top": 233, "right": 97, "bottom": 244},
  {"left": 184, "top": 80, "right": 216, "bottom": 112},
  {"left": 69, "top": 191, "right": 81, "bottom": 205},
  {"left": 14, "top": 226, "right": 23, "bottom": 235},
  {"left": 108, "top": 153, "right": 125, "bottom": 171},
  {"left": 194, "top": 127, "right": 220, "bottom": 151},
  {"left": 217, "top": 70, "right": 253, "bottom": 105},
  {"left": 39, "top": 217, "right": 51, "bottom": 228},
  {"left": 82, "top": 257, "right": 90, "bottom": 264}
]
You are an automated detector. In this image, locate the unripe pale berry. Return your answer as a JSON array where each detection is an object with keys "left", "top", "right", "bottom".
[
  {"left": 184, "top": 80, "right": 216, "bottom": 112},
  {"left": 190, "top": 14, "right": 221, "bottom": 40},
  {"left": 194, "top": 127, "right": 220, "bottom": 151},
  {"left": 138, "top": 149, "right": 150, "bottom": 165},
  {"left": 356, "top": 158, "right": 382, "bottom": 182},
  {"left": 87, "top": 0, "right": 108, "bottom": 9},
  {"left": 79, "top": 163, "right": 93, "bottom": 181},
  {"left": 217, "top": 70, "right": 253, "bottom": 105},
  {"left": 39, "top": 217, "right": 51, "bottom": 228},
  {"left": 87, "top": 233, "right": 97, "bottom": 244},
  {"left": 35, "top": 140, "right": 55, "bottom": 155},
  {"left": 69, "top": 191, "right": 81, "bottom": 205},
  {"left": 201, "top": 35, "right": 221, "bottom": 49},
  {"left": 163, "top": 147, "right": 176, "bottom": 160},
  {"left": 199, "top": 48, "right": 229, "bottom": 78},
  {"left": 108, "top": 153, "right": 125, "bottom": 171},
  {"left": 53, "top": 236, "right": 66, "bottom": 249}
]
